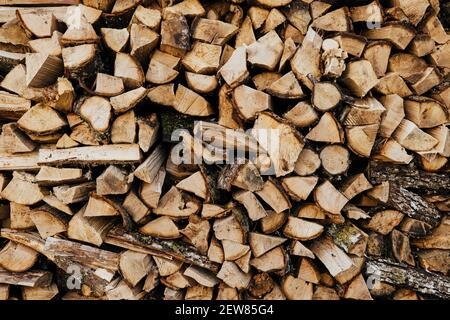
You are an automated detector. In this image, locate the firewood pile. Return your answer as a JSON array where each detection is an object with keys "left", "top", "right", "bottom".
[{"left": 0, "top": 0, "right": 449, "bottom": 301}]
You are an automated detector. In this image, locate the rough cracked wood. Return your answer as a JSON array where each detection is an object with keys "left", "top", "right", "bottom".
[{"left": 366, "top": 258, "right": 450, "bottom": 299}]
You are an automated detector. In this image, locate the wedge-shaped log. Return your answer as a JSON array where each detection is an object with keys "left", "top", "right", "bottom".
[
  {"left": 314, "top": 180, "right": 348, "bottom": 215},
  {"left": 17, "top": 103, "right": 66, "bottom": 136},
  {"left": 392, "top": 119, "right": 438, "bottom": 152},
  {"left": 68, "top": 206, "right": 116, "bottom": 246},
  {"left": 340, "top": 60, "right": 379, "bottom": 97},
  {"left": 283, "top": 216, "right": 323, "bottom": 240},
  {"left": 365, "top": 22, "right": 415, "bottom": 49},
  {"left": 247, "top": 31, "right": 283, "bottom": 71},
  {"left": 252, "top": 112, "right": 304, "bottom": 177}
]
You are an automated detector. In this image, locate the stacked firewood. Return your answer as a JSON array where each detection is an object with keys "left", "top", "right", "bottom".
[{"left": 0, "top": 0, "right": 449, "bottom": 300}]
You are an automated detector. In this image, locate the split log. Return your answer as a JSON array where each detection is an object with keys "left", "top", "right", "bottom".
[
  {"left": 216, "top": 261, "right": 251, "bottom": 290},
  {"left": 281, "top": 275, "right": 313, "bottom": 300},
  {"left": 417, "top": 250, "right": 449, "bottom": 275},
  {"left": 84, "top": 194, "right": 118, "bottom": 218},
  {"left": 365, "top": 22, "right": 415, "bottom": 50},
  {"left": 53, "top": 182, "right": 96, "bottom": 204},
  {"left": 97, "top": 165, "right": 133, "bottom": 195},
  {"left": 0, "top": 91, "right": 31, "bottom": 121},
  {"left": 319, "top": 145, "right": 350, "bottom": 176},
  {"left": 310, "top": 237, "right": 355, "bottom": 284},
  {"left": 94, "top": 73, "right": 124, "bottom": 97},
  {"left": 412, "top": 217, "right": 450, "bottom": 250},
  {"left": 100, "top": 28, "right": 129, "bottom": 53},
  {"left": 232, "top": 85, "right": 271, "bottom": 121},
  {"left": 312, "top": 82, "right": 342, "bottom": 111},
  {"left": 67, "top": 206, "right": 115, "bottom": 246},
  {"left": 114, "top": 53, "right": 145, "bottom": 89},
  {"left": 25, "top": 53, "right": 63, "bottom": 88},
  {"left": 1, "top": 172, "right": 45, "bottom": 205},
  {"left": 119, "top": 250, "right": 151, "bottom": 287},
  {"left": 327, "top": 222, "right": 368, "bottom": 257},
  {"left": 291, "top": 27, "right": 322, "bottom": 89},
  {"left": 218, "top": 46, "right": 249, "bottom": 88},
  {"left": 340, "top": 60, "right": 379, "bottom": 98},
  {"left": 306, "top": 112, "right": 344, "bottom": 143},
  {"left": 17, "top": 103, "right": 66, "bottom": 136},
  {"left": 31, "top": 205, "right": 69, "bottom": 239},
  {"left": 160, "top": 14, "right": 190, "bottom": 58},
  {"left": 281, "top": 176, "right": 318, "bottom": 202},
  {"left": 314, "top": 180, "right": 348, "bottom": 215},
  {"left": 260, "top": 211, "right": 288, "bottom": 234},
  {"left": 247, "top": 31, "right": 283, "bottom": 71},
  {"left": 110, "top": 87, "right": 147, "bottom": 114},
  {"left": 283, "top": 216, "right": 323, "bottom": 241},
  {"left": 294, "top": 148, "right": 321, "bottom": 176},
  {"left": 62, "top": 44, "right": 98, "bottom": 79},
  {"left": 0, "top": 241, "right": 39, "bottom": 272},
  {"left": 22, "top": 283, "right": 58, "bottom": 300},
  {"left": 378, "top": 182, "right": 441, "bottom": 228},
  {"left": 251, "top": 112, "right": 304, "bottom": 177},
  {"left": 122, "top": 191, "right": 150, "bottom": 223},
  {"left": 182, "top": 42, "right": 221, "bottom": 74}
]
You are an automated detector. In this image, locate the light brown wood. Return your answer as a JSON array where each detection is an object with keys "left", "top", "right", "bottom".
[
  {"left": 1, "top": 172, "right": 45, "bottom": 205},
  {"left": 306, "top": 112, "right": 344, "bottom": 143},
  {"left": 97, "top": 165, "right": 133, "bottom": 196},
  {"left": 314, "top": 180, "right": 348, "bottom": 215},
  {"left": 25, "top": 53, "right": 63, "bottom": 88},
  {"left": 53, "top": 182, "right": 96, "bottom": 204},
  {"left": 260, "top": 211, "right": 288, "bottom": 234},
  {"left": 22, "top": 283, "right": 58, "bottom": 300},
  {"left": 281, "top": 275, "right": 313, "bottom": 300},
  {"left": 283, "top": 216, "right": 323, "bottom": 241},
  {"left": 320, "top": 145, "right": 350, "bottom": 175},
  {"left": 17, "top": 103, "right": 66, "bottom": 136},
  {"left": 101, "top": 28, "right": 129, "bottom": 53},
  {"left": 340, "top": 60, "right": 379, "bottom": 98},
  {"left": 38, "top": 144, "right": 142, "bottom": 166},
  {"left": 393, "top": 119, "right": 438, "bottom": 152},
  {"left": 281, "top": 176, "right": 318, "bottom": 202},
  {"left": 291, "top": 27, "right": 322, "bottom": 89},
  {"left": 310, "top": 237, "right": 354, "bottom": 284},
  {"left": 110, "top": 87, "right": 147, "bottom": 114},
  {"left": 119, "top": 250, "right": 151, "bottom": 287},
  {"left": 0, "top": 241, "right": 38, "bottom": 272},
  {"left": 114, "top": 53, "right": 145, "bottom": 89},
  {"left": 31, "top": 205, "right": 68, "bottom": 238},
  {"left": 252, "top": 112, "right": 304, "bottom": 177},
  {"left": 67, "top": 206, "right": 115, "bottom": 246},
  {"left": 153, "top": 186, "right": 200, "bottom": 218},
  {"left": 365, "top": 22, "right": 415, "bottom": 50},
  {"left": 233, "top": 85, "right": 272, "bottom": 121}
]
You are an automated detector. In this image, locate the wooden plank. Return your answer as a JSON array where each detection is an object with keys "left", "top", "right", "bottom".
[
  {"left": 38, "top": 144, "right": 142, "bottom": 165},
  {"left": 0, "top": 0, "right": 79, "bottom": 4},
  {"left": 0, "top": 6, "right": 69, "bottom": 23},
  {"left": 0, "top": 151, "right": 40, "bottom": 171}
]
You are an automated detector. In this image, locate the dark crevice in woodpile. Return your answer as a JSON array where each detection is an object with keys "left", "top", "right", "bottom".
[{"left": 0, "top": 0, "right": 449, "bottom": 301}]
